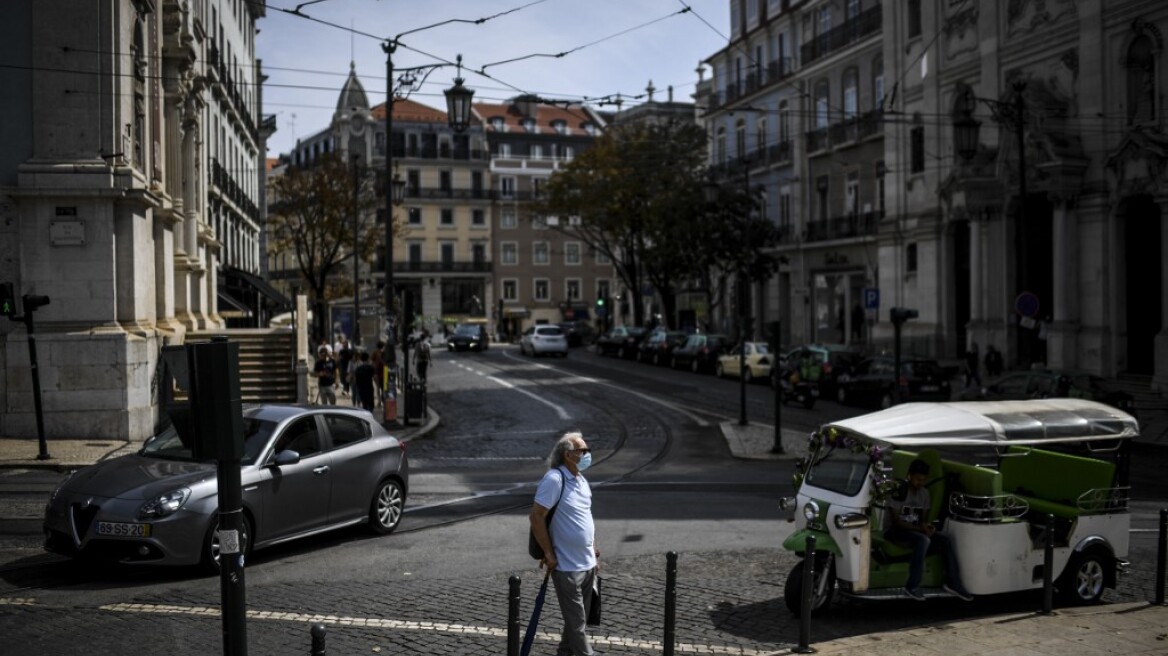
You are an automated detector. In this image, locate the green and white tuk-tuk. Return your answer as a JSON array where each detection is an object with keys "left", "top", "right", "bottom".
[{"left": 781, "top": 399, "right": 1137, "bottom": 615}]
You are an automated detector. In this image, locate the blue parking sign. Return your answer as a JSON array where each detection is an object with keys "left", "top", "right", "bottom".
[{"left": 863, "top": 288, "right": 880, "bottom": 310}]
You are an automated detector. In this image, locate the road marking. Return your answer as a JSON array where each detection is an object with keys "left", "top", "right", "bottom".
[
  {"left": 0, "top": 598, "right": 38, "bottom": 606},
  {"left": 485, "top": 375, "right": 571, "bottom": 420},
  {"left": 98, "top": 602, "right": 781, "bottom": 654}
]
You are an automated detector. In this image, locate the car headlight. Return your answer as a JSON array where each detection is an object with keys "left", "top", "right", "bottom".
[
  {"left": 802, "top": 500, "right": 821, "bottom": 522},
  {"left": 48, "top": 470, "right": 76, "bottom": 505},
  {"left": 137, "top": 488, "right": 191, "bottom": 520}
]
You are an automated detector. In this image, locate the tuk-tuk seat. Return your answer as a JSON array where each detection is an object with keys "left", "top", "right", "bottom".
[{"left": 999, "top": 446, "right": 1117, "bottom": 519}]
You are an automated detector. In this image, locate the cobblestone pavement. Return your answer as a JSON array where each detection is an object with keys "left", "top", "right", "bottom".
[{"left": 1, "top": 545, "right": 1164, "bottom": 655}]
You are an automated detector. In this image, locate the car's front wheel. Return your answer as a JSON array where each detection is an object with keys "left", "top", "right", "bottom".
[
  {"left": 202, "top": 513, "right": 253, "bottom": 575},
  {"left": 369, "top": 478, "right": 405, "bottom": 535}
]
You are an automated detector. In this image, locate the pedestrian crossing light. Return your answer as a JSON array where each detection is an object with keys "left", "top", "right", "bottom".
[{"left": 0, "top": 283, "right": 16, "bottom": 317}]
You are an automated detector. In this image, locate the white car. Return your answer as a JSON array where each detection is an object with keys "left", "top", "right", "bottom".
[{"left": 520, "top": 325, "right": 569, "bottom": 357}]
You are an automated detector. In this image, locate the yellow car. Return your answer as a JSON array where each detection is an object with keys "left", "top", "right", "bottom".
[{"left": 715, "top": 341, "right": 773, "bottom": 383}]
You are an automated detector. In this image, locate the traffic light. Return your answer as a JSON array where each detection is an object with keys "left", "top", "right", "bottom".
[{"left": 0, "top": 283, "right": 15, "bottom": 317}]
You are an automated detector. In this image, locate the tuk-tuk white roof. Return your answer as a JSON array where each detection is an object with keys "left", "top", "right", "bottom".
[{"left": 822, "top": 399, "right": 1138, "bottom": 447}]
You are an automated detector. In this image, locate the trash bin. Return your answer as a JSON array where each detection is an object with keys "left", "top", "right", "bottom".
[{"left": 405, "top": 380, "right": 427, "bottom": 422}]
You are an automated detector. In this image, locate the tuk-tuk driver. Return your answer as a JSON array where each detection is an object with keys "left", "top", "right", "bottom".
[{"left": 885, "top": 459, "right": 974, "bottom": 601}]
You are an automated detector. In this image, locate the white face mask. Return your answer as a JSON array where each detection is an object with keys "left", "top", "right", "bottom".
[{"left": 576, "top": 452, "right": 592, "bottom": 472}]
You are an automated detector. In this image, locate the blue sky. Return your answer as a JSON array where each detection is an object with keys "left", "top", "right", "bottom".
[{"left": 257, "top": 0, "right": 730, "bottom": 157}]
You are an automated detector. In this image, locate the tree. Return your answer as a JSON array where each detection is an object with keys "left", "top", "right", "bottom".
[
  {"left": 267, "top": 153, "right": 387, "bottom": 342},
  {"left": 539, "top": 118, "right": 710, "bottom": 328}
]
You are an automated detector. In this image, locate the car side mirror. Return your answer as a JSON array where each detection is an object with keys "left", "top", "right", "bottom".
[{"left": 272, "top": 449, "right": 301, "bottom": 466}]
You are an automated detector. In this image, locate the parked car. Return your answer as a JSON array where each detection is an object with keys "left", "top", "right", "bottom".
[
  {"left": 595, "top": 326, "right": 648, "bottom": 359},
  {"left": 671, "top": 333, "right": 730, "bottom": 374},
  {"left": 959, "top": 369, "right": 1134, "bottom": 414},
  {"left": 835, "top": 357, "right": 952, "bottom": 407},
  {"left": 446, "top": 323, "right": 489, "bottom": 352},
  {"left": 520, "top": 324, "right": 569, "bottom": 357},
  {"left": 637, "top": 329, "right": 690, "bottom": 365},
  {"left": 558, "top": 320, "right": 596, "bottom": 347},
  {"left": 43, "top": 405, "right": 408, "bottom": 573},
  {"left": 771, "top": 344, "right": 865, "bottom": 396},
  {"left": 715, "top": 342, "right": 773, "bottom": 382}
]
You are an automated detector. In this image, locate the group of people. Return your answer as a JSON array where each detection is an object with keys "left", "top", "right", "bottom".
[
  {"left": 312, "top": 331, "right": 434, "bottom": 410},
  {"left": 964, "top": 342, "right": 1004, "bottom": 388}
]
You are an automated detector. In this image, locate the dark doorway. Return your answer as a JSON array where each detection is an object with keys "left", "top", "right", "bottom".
[
  {"left": 1124, "top": 196, "right": 1161, "bottom": 374},
  {"left": 953, "top": 219, "right": 971, "bottom": 359},
  {"left": 1015, "top": 195, "right": 1053, "bottom": 368}
]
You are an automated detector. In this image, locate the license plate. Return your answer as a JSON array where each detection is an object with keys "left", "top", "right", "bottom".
[
  {"left": 95, "top": 521, "right": 152, "bottom": 538},
  {"left": 921, "top": 385, "right": 940, "bottom": 392}
]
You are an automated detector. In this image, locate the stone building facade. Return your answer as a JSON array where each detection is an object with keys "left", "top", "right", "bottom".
[{"left": 0, "top": 0, "right": 267, "bottom": 440}]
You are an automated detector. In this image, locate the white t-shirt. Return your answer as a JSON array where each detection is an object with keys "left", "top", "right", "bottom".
[{"left": 534, "top": 466, "right": 597, "bottom": 572}]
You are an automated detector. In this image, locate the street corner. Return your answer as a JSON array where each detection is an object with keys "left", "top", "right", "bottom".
[
  {"left": 392, "top": 406, "right": 442, "bottom": 445},
  {"left": 719, "top": 421, "right": 808, "bottom": 462},
  {"left": 0, "top": 438, "right": 131, "bottom": 471}
]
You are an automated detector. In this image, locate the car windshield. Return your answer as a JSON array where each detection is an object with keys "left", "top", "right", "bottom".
[
  {"left": 143, "top": 416, "right": 278, "bottom": 466},
  {"left": 803, "top": 446, "right": 871, "bottom": 497},
  {"left": 455, "top": 325, "right": 481, "bottom": 336}
]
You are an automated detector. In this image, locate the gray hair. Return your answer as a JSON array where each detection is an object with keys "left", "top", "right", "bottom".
[{"left": 546, "top": 431, "right": 583, "bottom": 468}]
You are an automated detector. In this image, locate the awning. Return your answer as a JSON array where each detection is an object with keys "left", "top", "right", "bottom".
[
  {"left": 502, "top": 306, "right": 529, "bottom": 317},
  {"left": 221, "top": 266, "right": 292, "bottom": 308}
]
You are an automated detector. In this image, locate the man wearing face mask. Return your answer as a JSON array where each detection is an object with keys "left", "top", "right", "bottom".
[{"left": 530, "top": 432, "right": 598, "bottom": 656}]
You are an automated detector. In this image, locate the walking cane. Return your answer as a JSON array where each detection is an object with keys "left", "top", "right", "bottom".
[{"left": 520, "top": 571, "right": 551, "bottom": 656}]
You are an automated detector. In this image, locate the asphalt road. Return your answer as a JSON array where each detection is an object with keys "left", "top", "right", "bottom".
[{"left": 0, "top": 342, "right": 1165, "bottom": 655}]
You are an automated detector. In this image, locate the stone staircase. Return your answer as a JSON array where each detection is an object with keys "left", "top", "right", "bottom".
[
  {"left": 186, "top": 329, "right": 299, "bottom": 403},
  {"left": 1110, "top": 373, "right": 1168, "bottom": 442}
]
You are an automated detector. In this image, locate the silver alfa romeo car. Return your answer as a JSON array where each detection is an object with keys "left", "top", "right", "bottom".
[{"left": 43, "top": 404, "right": 408, "bottom": 573}]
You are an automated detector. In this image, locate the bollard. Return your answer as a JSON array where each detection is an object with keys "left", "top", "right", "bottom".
[
  {"left": 664, "top": 551, "right": 678, "bottom": 656},
  {"left": 1156, "top": 508, "right": 1167, "bottom": 606},
  {"left": 310, "top": 622, "right": 327, "bottom": 656},
  {"left": 508, "top": 575, "right": 521, "bottom": 656},
  {"left": 1041, "top": 513, "right": 1054, "bottom": 615},
  {"left": 793, "top": 535, "right": 817, "bottom": 654}
]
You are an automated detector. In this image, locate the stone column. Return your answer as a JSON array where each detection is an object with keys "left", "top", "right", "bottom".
[
  {"left": 1045, "top": 195, "right": 1079, "bottom": 369},
  {"left": 1154, "top": 197, "right": 1168, "bottom": 392}
]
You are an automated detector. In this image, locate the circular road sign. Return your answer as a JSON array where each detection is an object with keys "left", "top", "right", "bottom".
[{"left": 1015, "top": 291, "right": 1040, "bottom": 318}]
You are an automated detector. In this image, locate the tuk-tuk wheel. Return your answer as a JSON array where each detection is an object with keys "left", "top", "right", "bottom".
[
  {"left": 783, "top": 554, "right": 835, "bottom": 617},
  {"left": 1058, "top": 548, "right": 1109, "bottom": 605}
]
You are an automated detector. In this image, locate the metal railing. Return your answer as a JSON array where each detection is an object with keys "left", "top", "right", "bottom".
[{"left": 801, "top": 5, "right": 882, "bottom": 65}]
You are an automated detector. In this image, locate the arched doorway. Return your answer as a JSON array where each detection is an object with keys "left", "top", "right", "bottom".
[{"left": 1122, "top": 195, "right": 1162, "bottom": 374}]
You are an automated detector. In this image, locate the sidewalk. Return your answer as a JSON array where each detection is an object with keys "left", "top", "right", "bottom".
[{"left": 0, "top": 405, "right": 440, "bottom": 472}]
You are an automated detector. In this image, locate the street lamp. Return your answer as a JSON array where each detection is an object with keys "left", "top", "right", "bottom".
[{"left": 381, "top": 41, "right": 473, "bottom": 422}]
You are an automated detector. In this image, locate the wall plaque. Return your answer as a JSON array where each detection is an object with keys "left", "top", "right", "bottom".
[{"left": 50, "top": 220, "right": 86, "bottom": 246}]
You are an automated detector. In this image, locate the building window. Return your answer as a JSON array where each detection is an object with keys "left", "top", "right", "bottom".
[
  {"left": 531, "top": 144, "right": 543, "bottom": 160},
  {"left": 552, "top": 120, "right": 567, "bottom": 134},
  {"left": 716, "top": 127, "right": 727, "bottom": 164},
  {"left": 846, "top": 171, "right": 860, "bottom": 217},
  {"left": 566, "top": 278, "right": 581, "bottom": 301},
  {"left": 845, "top": 0, "right": 860, "bottom": 21},
  {"left": 533, "top": 178, "right": 546, "bottom": 199},
  {"left": 596, "top": 279, "right": 611, "bottom": 300},
  {"left": 501, "top": 209, "right": 517, "bottom": 228},
  {"left": 563, "top": 146, "right": 575, "bottom": 161},
  {"left": 440, "top": 208, "right": 454, "bottom": 226},
  {"left": 817, "top": 5, "right": 832, "bottom": 36},
  {"left": 490, "top": 116, "right": 505, "bottom": 130},
  {"left": 501, "top": 242, "right": 518, "bottom": 265},
  {"left": 876, "top": 161, "right": 886, "bottom": 216},
  {"left": 472, "top": 209, "right": 485, "bottom": 226},
  {"left": 907, "top": 0, "right": 922, "bottom": 38},
  {"left": 472, "top": 243, "right": 486, "bottom": 265},
  {"left": 1127, "top": 34, "right": 1157, "bottom": 124},
  {"left": 816, "top": 175, "right": 829, "bottom": 222},
  {"left": 906, "top": 242, "right": 918, "bottom": 273},
  {"left": 735, "top": 119, "right": 747, "bottom": 158},
  {"left": 408, "top": 242, "right": 422, "bottom": 265},
  {"left": 565, "top": 242, "right": 581, "bottom": 265},
  {"left": 873, "top": 57, "right": 885, "bottom": 111},
  {"left": 500, "top": 176, "right": 516, "bottom": 199},
  {"left": 595, "top": 249, "right": 611, "bottom": 264},
  {"left": 499, "top": 142, "right": 512, "bottom": 157},
  {"left": 440, "top": 170, "right": 452, "bottom": 192},
  {"left": 503, "top": 279, "right": 518, "bottom": 301},
  {"left": 408, "top": 207, "right": 422, "bottom": 225},
  {"left": 756, "top": 116, "right": 767, "bottom": 151},
  {"left": 532, "top": 214, "right": 547, "bottom": 230},
  {"left": 441, "top": 243, "right": 454, "bottom": 266},
  {"left": 910, "top": 125, "right": 925, "bottom": 173},
  {"left": 779, "top": 101, "right": 791, "bottom": 143},
  {"left": 815, "top": 81, "right": 830, "bottom": 130},
  {"left": 533, "top": 241, "right": 550, "bottom": 264},
  {"left": 534, "top": 278, "right": 550, "bottom": 301},
  {"left": 843, "top": 69, "right": 858, "bottom": 121},
  {"left": 779, "top": 187, "right": 792, "bottom": 234}
]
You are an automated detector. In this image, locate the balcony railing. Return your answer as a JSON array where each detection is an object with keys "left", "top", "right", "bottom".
[
  {"left": 804, "top": 211, "right": 881, "bottom": 243},
  {"left": 800, "top": 5, "right": 882, "bottom": 66},
  {"left": 391, "top": 145, "right": 488, "bottom": 161},
  {"left": 404, "top": 187, "right": 493, "bottom": 201},
  {"left": 393, "top": 261, "right": 493, "bottom": 274},
  {"left": 805, "top": 109, "right": 884, "bottom": 154}
]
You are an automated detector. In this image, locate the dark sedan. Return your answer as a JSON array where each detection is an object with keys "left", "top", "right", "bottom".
[
  {"left": 446, "top": 323, "right": 489, "bottom": 352},
  {"left": 43, "top": 405, "right": 408, "bottom": 573},
  {"left": 835, "top": 357, "right": 952, "bottom": 408},
  {"left": 595, "top": 326, "right": 648, "bottom": 359},
  {"left": 959, "top": 369, "right": 1135, "bottom": 415},
  {"left": 637, "top": 329, "right": 689, "bottom": 365},
  {"left": 670, "top": 333, "right": 730, "bottom": 374}
]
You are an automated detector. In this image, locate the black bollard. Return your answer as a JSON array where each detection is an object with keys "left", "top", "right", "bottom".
[
  {"left": 793, "top": 535, "right": 817, "bottom": 654},
  {"left": 310, "top": 623, "right": 327, "bottom": 656},
  {"left": 1041, "top": 513, "right": 1054, "bottom": 615},
  {"left": 1156, "top": 508, "right": 1167, "bottom": 606},
  {"left": 664, "top": 551, "right": 678, "bottom": 656},
  {"left": 508, "top": 575, "right": 521, "bottom": 656}
]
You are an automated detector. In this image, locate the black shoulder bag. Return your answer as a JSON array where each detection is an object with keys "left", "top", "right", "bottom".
[{"left": 528, "top": 468, "right": 566, "bottom": 560}]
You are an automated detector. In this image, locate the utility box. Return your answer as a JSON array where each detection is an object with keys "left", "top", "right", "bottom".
[
  {"left": 160, "top": 338, "right": 244, "bottom": 461},
  {"left": 404, "top": 380, "right": 426, "bottom": 422}
]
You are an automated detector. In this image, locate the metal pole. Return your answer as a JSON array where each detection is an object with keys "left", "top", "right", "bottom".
[
  {"left": 1155, "top": 508, "right": 1167, "bottom": 606},
  {"left": 770, "top": 321, "right": 783, "bottom": 454},
  {"left": 508, "top": 575, "right": 521, "bottom": 656},
  {"left": 739, "top": 160, "right": 749, "bottom": 426},
  {"left": 310, "top": 623, "right": 327, "bottom": 656},
  {"left": 353, "top": 155, "right": 361, "bottom": 349},
  {"left": 23, "top": 312, "right": 50, "bottom": 460},
  {"left": 1041, "top": 512, "right": 1054, "bottom": 615},
  {"left": 382, "top": 41, "right": 397, "bottom": 370},
  {"left": 892, "top": 319, "right": 902, "bottom": 405},
  {"left": 1013, "top": 82, "right": 1028, "bottom": 366},
  {"left": 794, "top": 535, "right": 816, "bottom": 653},
  {"left": 664, "top": 551, "right": 677, "bottom": 656}
]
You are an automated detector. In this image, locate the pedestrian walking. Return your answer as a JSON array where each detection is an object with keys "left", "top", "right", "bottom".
[
  {"left": 313, "top": 346, "right": 337, "bottom": 405},
  {"left": 984, "top": 344, "right": 1004, "bottom": 378},
  {"left": 416, "top": 330, "right": 432, "bottom": 382},
  {"left": 336, "top": 336, "right": 353, "bottom": 397},
  {"left": 353, "top": 351, "right": 376, "bottom": 413},
  {"left": 964, "top": 342, "right": 981, "bottom": 388},
  {"left": 371, "top": 341, "right": 385, "bottom": 406},
  {"left": 530, "top": 432, "right": 599, "bottom": 656}
]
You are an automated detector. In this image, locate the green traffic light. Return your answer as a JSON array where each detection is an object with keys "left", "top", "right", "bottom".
[{"left": 596, "top": 298, "right": 605, "bottom": 306}]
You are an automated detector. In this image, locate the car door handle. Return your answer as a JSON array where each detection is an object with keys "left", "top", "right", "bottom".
[{"left": 313, "top": 466, "right": 330, "bottom": 475}]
